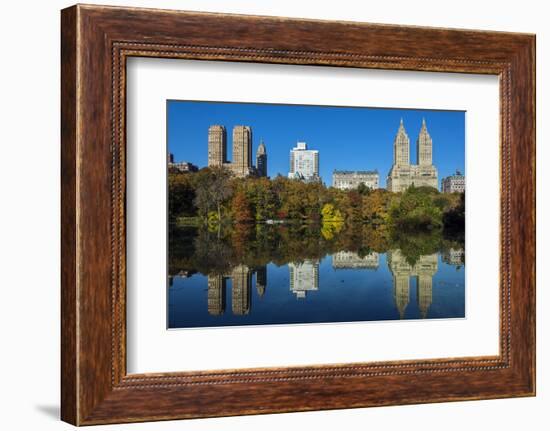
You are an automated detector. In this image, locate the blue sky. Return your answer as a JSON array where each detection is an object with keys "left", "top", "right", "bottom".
[{"left": 167, "top": 100, "right": 465, "bottom": 188}]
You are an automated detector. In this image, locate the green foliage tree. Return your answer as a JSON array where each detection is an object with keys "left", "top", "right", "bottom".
[
  {"left": 356, "top": 182, "right": 372, "bottom": 196},
  {"left": 443, "top": 192, "right": 465, "bottom": 234},
  {"left": 168, "top": 173, "right": 196, "bottom": 221},
  {"left": 389, "top": 186, "right": 443, "bottom": 231}
]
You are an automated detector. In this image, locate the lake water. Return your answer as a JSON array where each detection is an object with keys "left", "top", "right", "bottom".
[{"left": 168, "top": 226, "right": 465, "bottom": 329}]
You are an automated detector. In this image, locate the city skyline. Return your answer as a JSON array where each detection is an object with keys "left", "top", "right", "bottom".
[{"left": 167, "top": 100, "right": 465, "bottom": 187}]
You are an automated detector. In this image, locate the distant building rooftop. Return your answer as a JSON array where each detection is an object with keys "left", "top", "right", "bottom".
[
  {"left": 443, "top": 170, "right": 465, "bottom": 179},
  {"left": 333, "top": 169, "right": 379, "bottom": 175}
]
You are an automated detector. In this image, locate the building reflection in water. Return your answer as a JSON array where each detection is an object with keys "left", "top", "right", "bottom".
[
  {"left": 255, "top": 266, "right": 267, "bottom": 297},
  {"left": 207, "top": 265, "right": 267, "bottom": 316},
  {"left": 207, "top": 274, "right": 226, "bottom": 316},
  {"left": 289, "top": 260, "right": 320, "bottom": 299},
  {"left": 231, "top": 265, "right": 251, "bottom": 315},
  {"left": 168, "top": 270, "right": 191, "bottom": 288},
  {"left": 387, "top": 250, "right": 438, "bottom": 319},
  {"left": 441, "top": 248, "right": 465, "bottom": 268},
  {"left": 332, "top": 251, "right": 379, "bottom": 270},
  {"left": 203, "top": 248, "right": 462, "bottom": 318}
]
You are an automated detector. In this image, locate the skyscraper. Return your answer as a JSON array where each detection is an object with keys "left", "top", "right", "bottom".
[
  {"left": 386, "top": 119, "right": 438, "bottom": 192},
  {"left": 256, "top": 140, "right": 267, "bottom": 177},
  {"left": 394, "top": 119, "right": 410, "bottom": 167},
  {"left": 207, "top": 124, "right": 258, "bottom": 178},
  {"left": 417, "top": 118, "right": 433, "bottom": 166},
  {"left": 231, "top": 125, "right": 252, "bottom": 177},
  {"left": 288, "top": 142, "right": 319, "bottom": 182},
  {"left": 207, "top": 125, "right": 226, "bottom": 167}
]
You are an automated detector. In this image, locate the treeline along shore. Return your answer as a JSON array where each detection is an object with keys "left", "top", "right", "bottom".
[{"left": 169, "top": 167, "right": 465, "bottom": 234}]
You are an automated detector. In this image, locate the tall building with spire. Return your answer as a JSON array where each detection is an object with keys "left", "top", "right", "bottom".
[
  {"left": 394, "top": 118, "right": 410, "bottom": 167},
  {"left": 417, "top": 118, "right": 433, "bottom": 166},
  {"left": 387, "top": 119, "right": 438, "bottom": 192},
  {"left": 256, "top": 140, "right": 267, "bottom": 177}
]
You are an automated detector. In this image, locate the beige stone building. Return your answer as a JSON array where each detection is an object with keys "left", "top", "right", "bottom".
[
  {"left": 167, "top": 153, "right": 198, "bottom": 173},
  {"left": 386, "top": 119, "right": 438, "bottom": 192},
  {"left": 207, "top": 125, "right": 226, "bottom": 167},
  {"left": 332, "top": 170, "right": 379, "bottom": 190},
  {"left": 228, "top": 126, "right": 254, "bottom": 177},
  {"left": 441, "top": 170, "right": 465, "bottom": 193}
]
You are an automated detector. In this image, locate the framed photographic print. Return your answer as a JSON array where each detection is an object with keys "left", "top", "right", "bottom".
[{"left": 61, "top": 4, "right": 535, "bottom": 425}]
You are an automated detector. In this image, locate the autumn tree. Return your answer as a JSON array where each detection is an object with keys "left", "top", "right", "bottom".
[
  {"left": 342, "top": 190, "right": 363, "bottom": 223},
  {"left": 232, "top": 189, "right": 253, "bottom": 224},
  {"left": 168, "top": 172, "right": 196, "bottom": 221},
  {"left": 244, "top": 178, "right": 277, "bottom": 221},
  {"left": 193, "top": 167, "right": 232, "bottom": 222},
  {"left": 362, "top": 189, "right": 391, "bottom": 224}
]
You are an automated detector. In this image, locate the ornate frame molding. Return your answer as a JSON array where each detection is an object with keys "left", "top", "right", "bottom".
[{"left": 61, "top": 5, "right": 535, "bottom": 425}]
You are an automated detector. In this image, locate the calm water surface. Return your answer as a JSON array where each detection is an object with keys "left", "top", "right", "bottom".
[{"left": 168, "top": 226, "right": 465, "bottom": 328}]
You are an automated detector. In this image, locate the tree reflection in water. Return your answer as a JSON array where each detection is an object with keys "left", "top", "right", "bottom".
[{"left": 168, "top": 223, "right": 465, "bottom": 325}]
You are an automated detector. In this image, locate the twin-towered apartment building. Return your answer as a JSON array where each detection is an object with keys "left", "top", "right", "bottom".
[
  {"left": 386, "top": 118, "right": 438, "bottom": 192},
  {"left": 207, "top": 124, "right": 267, "bottom": 178}
]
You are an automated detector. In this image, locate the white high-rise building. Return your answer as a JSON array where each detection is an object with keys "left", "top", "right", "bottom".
[{"left": 288, "top": 142, "right": 319, "bottom": 182}]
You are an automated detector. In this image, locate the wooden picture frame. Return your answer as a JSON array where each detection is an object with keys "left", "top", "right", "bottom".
[{"left": 61, "top": 4, "right": 535, "bottom": 425}]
